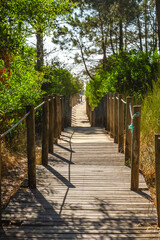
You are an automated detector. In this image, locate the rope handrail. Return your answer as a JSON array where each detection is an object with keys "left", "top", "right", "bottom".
[
  {"left": 128, "top": 102, "right": 140, "bottom": 133},
  {"left": 0, "top": 94, "right": 76, "bottom": 139},
  {"left": 129, "top": 102, "right": 133, "bottom": 119},
  {"left": 121, "top": 99, "right": 126, "bottom": 104},
  {"left": 1, "top": 111, "right": 30, "bottom": 138},
  {"left": 34, "top": 101, "right": 45, "bottom": 111},
  {"left": 1, "top": 100, "right": 46, "bottom": 138}
]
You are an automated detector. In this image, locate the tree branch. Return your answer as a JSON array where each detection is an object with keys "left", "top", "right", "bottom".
[{"left": 77, "top": 38, "right": 95, "bottom": 81}]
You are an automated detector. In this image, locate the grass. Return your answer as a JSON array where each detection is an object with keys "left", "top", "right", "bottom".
[
  {"left": 1, "top": 128, "right": 42, "bottom": 210},
  {"left": 140, "top": 82, "right": 160, "bottom": 206}
]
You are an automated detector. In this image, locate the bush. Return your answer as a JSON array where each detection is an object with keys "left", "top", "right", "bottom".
[
  {"left": 0, "top": 47, "right": 44, "bottom": 133},
  {"left": 42, "top": 65, "right": 81, "bottom": 97},
  {"left": 140, "top": 81, "right": 160, "bottom": 203},
  {"left": 86, "top": 50, "right": 160, "bottom": 108}
]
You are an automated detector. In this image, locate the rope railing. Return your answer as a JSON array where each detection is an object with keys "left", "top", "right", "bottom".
[
  {"left": 34, "top": 101, "right": 45, "bottom": 111},
  {"left": 87, "top": 93, "right": 159, "bottom": 223},
  {"left": 108, "top": 95, "right": 127, "bottom": 104},
  {"left": 86, "top": 93, "right": 141, "bottom": 187},
  {"left": 121, "top": 99, "right": 126, "bottom": 104},
  {"left": 1, "top": 112, "right": 30, "bottom": 138},
  {"left": 1, "top": 101, "right": 46, "bottom": 139},
  {"left": 0, "top": 93, "right": 82, "bottom": 223}
]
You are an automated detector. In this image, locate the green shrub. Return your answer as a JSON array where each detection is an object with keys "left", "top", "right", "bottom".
[
  {"left": 86, "top": 50, "right": 160, "bottom": 108},
  {"left": 42, "top": 65, "right": 81, "bottom": 97},
  {"left": 0, "top": 47, "right": 44, "bottom": 132}
]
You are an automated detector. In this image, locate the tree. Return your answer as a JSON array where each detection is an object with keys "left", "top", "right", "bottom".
[
  {"left": 156, "top": 0, "right": 160, "bottom": 52},
  {"left": 42, "top": 64, "right": 82, "bottom": 97},
  {"left": 0, "top": 0, "right": 75, "bottom": 71}
]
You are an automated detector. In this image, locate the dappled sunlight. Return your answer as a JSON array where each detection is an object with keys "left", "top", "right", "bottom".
[{"left": 1, "top": 100, "right": 159, "bottom": 239}]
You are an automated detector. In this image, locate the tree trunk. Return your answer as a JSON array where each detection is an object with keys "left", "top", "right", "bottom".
[
  {"left": 155, "top": 18, "right": 158, "bottom": 51},
  {"left": 137, "top": 15, "right": 143, "bottom": 51},
  {"left": 119, "top": 0, "right": 123, "bottom": 51},
  {"left": 144, "top": 1, "right": 148, "bottom": 53},
  {"left": 36, "top": 29, "right": 44, "bottom": 71},
  {"left": 102, "top": 41, "right": 107, "bottom": 70},
  {"left": 109, "top": 24, "right": 115, "bottom": 54},
  {"left": 124, "top": 23, "right": 127, "bottom": 50},
  {"left": 119, "top": 19, "right": 123, "bottom": 51},
  {"left": 156, "top": 0, "right": 160, "bottom": 52}
]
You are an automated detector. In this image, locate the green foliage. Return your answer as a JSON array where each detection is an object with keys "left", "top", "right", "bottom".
[
  {"left": 42, "top": 65, "right": 82, "bottom": 97},
  {"left": 86, "top": 50, "right": 160, "bottom": 108},
  {"left": 141, "top": 81, "right": 160, "bottom": 139},
  {"left": 0, "top": 47, "right": 44, "bottom": 132},
  {"left": 139, "top": 81, "right": 160, "bottom": 191}
]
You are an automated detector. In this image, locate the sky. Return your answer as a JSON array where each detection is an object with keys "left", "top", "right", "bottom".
[{"left": 27, "top": 34, "right": 87, "bottom": 81}]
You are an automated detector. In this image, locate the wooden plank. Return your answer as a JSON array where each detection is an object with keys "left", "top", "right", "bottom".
[{"left": 1, "top": 101, "right": 159, "bottom": 239}]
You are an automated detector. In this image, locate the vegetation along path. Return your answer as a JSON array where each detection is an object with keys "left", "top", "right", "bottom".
[{"left": 1, "top": 100, "right": 160, "bottom": 239}]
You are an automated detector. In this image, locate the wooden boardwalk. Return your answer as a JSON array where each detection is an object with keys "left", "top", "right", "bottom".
[{"left": 1, "top": 100, "right": 160, "bottom": 239}]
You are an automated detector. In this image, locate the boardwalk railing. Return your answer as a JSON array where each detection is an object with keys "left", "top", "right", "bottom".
[
  {"left": 0, "top": 93, "right": 81, "bottom": 223},
  {"left": 86, "top": 93, "right": 160, "bottom": 227}
]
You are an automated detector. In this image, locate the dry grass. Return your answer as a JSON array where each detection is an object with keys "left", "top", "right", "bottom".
[
  {"left": 139, "top": 83, "right": 160, "bottom": 207},
  {"left": 1, "top": 142, "right": 27, "bottom": 210},
  {"left": 1, "top": 129, "right": 42, "bottom": 210},
  {"left": 140, "top": 135, "right": 156, "bottom": 205}
]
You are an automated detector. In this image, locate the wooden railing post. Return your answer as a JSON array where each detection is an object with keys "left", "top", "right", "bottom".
[
  {"left": 64, "top": 97, "right": 67, "bottom": 128},
  {"left": 49, "top": 95, "right": 54, "bottom": 154},
  {"left": 73, "top": 94, "right": 75, "bottom": 106},
  {"left": 58, "top": 96, "right": 62, "bottom": 136},
  {"left": 131, "top": 105, "right": 141, "bottom": 191},
  {"left": 104, "top": 95, "right": 107, "bottom": 130},
  {"left": 57, "top": 95, "right": 61, "bottom": 139},
  {"left": 69, "top": 96, "right": 72, "bottom": 127},
  {"left": 113, "top": 93, "right": 118, "bottom": 143},
  {"left": 155, "top": 134, "right": 160, "bottom": 227},
  {"left": 110, "top": 93, "right": 113, "bottom": 138},
  {"left": 118, "top": 94, "right": 124, "bottom": 153},
  {"left": 0, "top": 137, "right": 1, "bottom": 223},
  {"left": 67, "top": 98, "right": 70, "bottom": 127},
  {"left": 125, "top": 97, "right": 133, "bottom": 165},
  {"left": 86, "top": 97, "right": 88, "bottom": 116},
  {"left": 26, "top": 105, "right": 36, "bottom": 188},
  {"left": 90, "top": 110, "right": 95, "bottom": 127},
  {"left": 61, "top": 96, "right": 65, "bottom": 131},
  {"left": 107, "top": 94, "right": 110, "bottom": 133},
  {"left": 53, "top": 94, "right": 58, "bottom": 143},
  {"left": 42, "top": 97, "right": 49, "bottom": 166}
]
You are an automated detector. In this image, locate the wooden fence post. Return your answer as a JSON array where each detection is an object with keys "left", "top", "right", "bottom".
[
  {"left": 49, "top": 95, "right": 54, "bottom": 154},
  {"left": 131, "top": 105, "right": 141, "bottom": 191},
  {"left": 155, "top": 134, "right": 160, "bottom": 227},
  {"left": 0, "top": 137, "right": 1, "bottom": 223},
  {"left": 69, "top": 96, "right": 72, "bottom": 127},
  {"left": 73, "top": 95, "right": 75, "bottom": 106},
  {"left": 66, "top": 98, "right": 70, "bottom": 128},
  {"left": 107, "top": 94, "right": 110, "bottom": 133},
  {"left": 110, "top": 93, "right": 113, "bottom": 138},
  {"left": 90, "top": 110, "right": 95, "bottom": 127},
  {"left": 118, "top": 94, "right": 124, "bottom": 153},
  {"left": 26, "top": 105, "right": 36, "bottom": 188},
  {"left": 61, "top": 96, "right": 65, "bottom": 131},
  {"left": 42, "top": 97, "right": 49, "bottom": 166},
  {"left": 58, "top": 96, "right": 62, "bottom": 137},
  {"left": 86, "top": 97, "right": 88, "bottom": 116},
  {"left": 64, "top": 97, "right": 67, "bottom": 128},
  {"left": 113, "top": 93, "right": 118, "bottom": 143},
  {"left": 53, "top": 94, "right": 58, "bottom": 143},
  {"left": 125, "top": 97, "right": 133, "bottom": 165}
]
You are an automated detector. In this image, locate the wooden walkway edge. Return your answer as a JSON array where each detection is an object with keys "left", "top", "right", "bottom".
[{"left": 1, "top": 100, "right": 160, "bottom": 239}]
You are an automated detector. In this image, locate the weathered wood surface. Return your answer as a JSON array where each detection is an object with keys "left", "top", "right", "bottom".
[{"left": 1, "top": 100, "right": 160, "bottom": 239}]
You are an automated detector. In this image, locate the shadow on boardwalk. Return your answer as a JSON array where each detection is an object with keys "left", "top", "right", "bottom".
[{"left": 1, "top": 101, "right": 160, "bottom": 239}]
